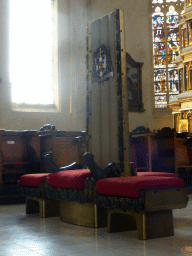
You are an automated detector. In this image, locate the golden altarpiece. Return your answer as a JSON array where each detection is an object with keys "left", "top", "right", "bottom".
[{"left": 169, "top": 0, "right": 192, "bottom": 132}]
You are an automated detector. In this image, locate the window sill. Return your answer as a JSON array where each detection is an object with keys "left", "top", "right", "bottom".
[{"left": 12, "top": 104, "right": 60, "bottom": 113}]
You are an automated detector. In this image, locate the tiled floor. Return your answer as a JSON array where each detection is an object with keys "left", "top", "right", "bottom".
[{"left": 0, "top": 195, "right": 192, "bottom": 256}]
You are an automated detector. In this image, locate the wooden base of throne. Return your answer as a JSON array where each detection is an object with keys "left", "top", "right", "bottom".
[
  {"left": 26, "top": 197, "right": 60, "bottom": 218},
  {"left": 60, "top": 201, "right": 107, "bottom": 228},
  {"left": 108, "top": 209, "right": 174, "bottom": 240},
  {"left": 107, "top": 188, "right": 188, "bottom": 240}
]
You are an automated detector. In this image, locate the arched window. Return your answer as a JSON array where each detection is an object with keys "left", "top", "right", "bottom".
[{"left": 152, "top": 0, "right": 184, "bottom": 108}]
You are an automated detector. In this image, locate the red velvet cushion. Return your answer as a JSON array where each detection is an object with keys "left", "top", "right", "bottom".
[
  {"left": 48, "top": 169, "right": 91, "bottom": 189},
  {"left": 97, "top": 176, "right": 184, "bottom": 198},
  {"left": 137, "top": 172, "right": 178, "bottom": 178},
  {"left": 20, "top": 173, "right": 50, "bottom": 187}
]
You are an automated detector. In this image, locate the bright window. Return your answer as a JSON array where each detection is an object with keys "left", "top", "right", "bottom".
[
  {"left": 152, "top": 0, "right": 184, "bottom": 108},
  {"left": 9, "top": 0, "right": 58, "bottom": 110}
]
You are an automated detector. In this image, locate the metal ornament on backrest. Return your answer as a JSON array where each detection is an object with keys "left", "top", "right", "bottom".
[
  {"left": 43, "top": 153, "right": 83, "bottom": 173},
  {"left": 92, "top": 44, "right": 114, "bottom": 83},
  {"left": 83, "top": 152, "right": 123, "bottom": 182}
]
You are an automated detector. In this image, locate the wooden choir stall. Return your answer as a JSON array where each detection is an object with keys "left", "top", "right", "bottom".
[
  {"left": 0, "top": 125, "right": 87, "bottom": 202},
  {"left": 130, "top": 126, "right": 192, "bottom": 186}
]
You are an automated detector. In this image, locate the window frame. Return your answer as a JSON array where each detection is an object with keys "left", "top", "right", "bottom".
[{"left": 9, "top": 0, "right": 60, "bottom": 113}]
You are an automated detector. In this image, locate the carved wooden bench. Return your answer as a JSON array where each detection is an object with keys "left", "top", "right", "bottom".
[
  {"left": 19, "top": 152, "right": 188, "bottom": 240},
  {"left": 19, "top": 153, "right": 83, "bottom": 217},
  {"left": 46, "top": 168, "right": 187, "bottom": 234},
  {"left": 19, "top": 173, "right": 60, "bottom": 218},
  {"left": 45, "top": 152, "right": 128, "bottom": 227},
  {"left": 46, "top": 168, "right": 108, "bottom": 228},
  {"left": 96, "top": 175, "right": 188, "bottom": 240}
]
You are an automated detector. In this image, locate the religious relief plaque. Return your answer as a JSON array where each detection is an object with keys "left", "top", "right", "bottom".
[{"left": 92, "top": 44, "right": 114, "bottom": 83}]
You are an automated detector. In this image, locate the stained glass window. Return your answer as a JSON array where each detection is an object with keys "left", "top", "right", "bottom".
[
  {"left": 152, "top": 0, "right": 163, "bottom": 3},
  {"left": 152, "top": 0, "right": 184, "bottom": 108}
]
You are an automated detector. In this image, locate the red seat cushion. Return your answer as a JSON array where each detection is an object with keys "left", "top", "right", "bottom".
[
  {"left": 20, "top": 173, "right": 50, "bottom": 187},
  {"left": 48, "top": 169, "right": 91, "bottom": 189},
  {"left": 97, "top": 176, "right": 184, "bottom": 198},
  {"left": 137, "top": 172, "right": 178, "bottom": 178}
]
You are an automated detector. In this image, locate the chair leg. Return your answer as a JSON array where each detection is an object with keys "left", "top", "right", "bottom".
[
  {"left": 136, "top": 210, "right": 174, "bottom": 240},
  {"left": 60, "top": 201, "right": 107, "bottom": 227},
  {"left": 107, "top": 209, "right": 174, "bottom": 240},
  {"left": 26, "top": 198, "right": 39, "bottom": 214},
  {"left": 107, "top": 211, "right": 137, "bottom": 233},
  {"left": 42, "top": 198, "right": 60, "bottom": 218},
  {"left": 26, "top": 197, "right": 60, "bottom": 218}
]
